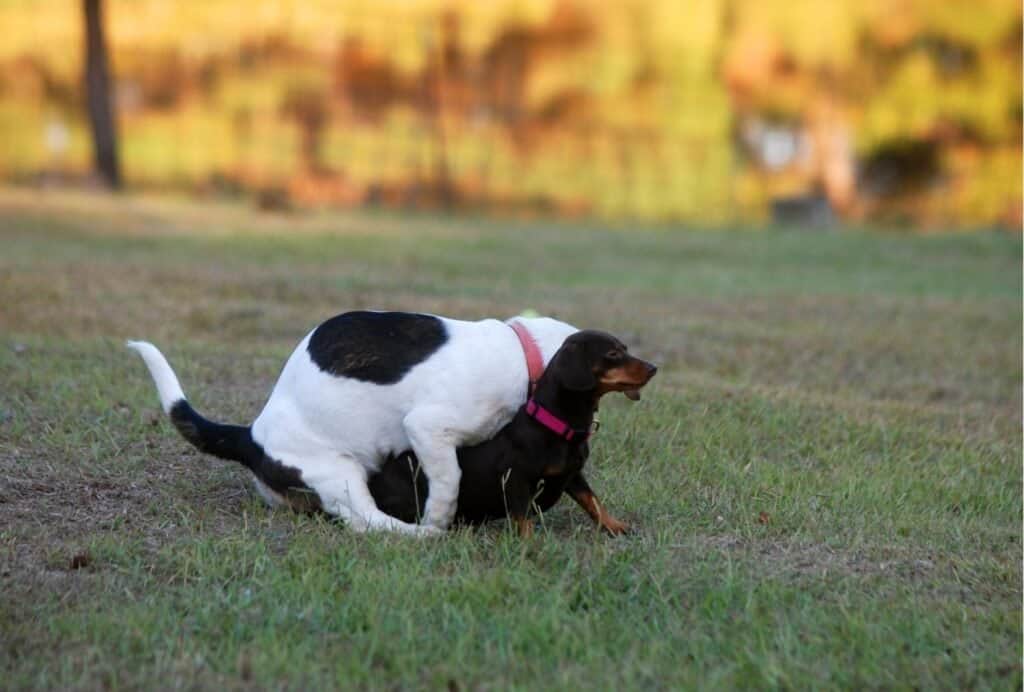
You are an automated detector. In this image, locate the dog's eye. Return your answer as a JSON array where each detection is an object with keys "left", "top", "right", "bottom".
[{"left": 605, "top": 350, "right": 623, "bottom": 361}]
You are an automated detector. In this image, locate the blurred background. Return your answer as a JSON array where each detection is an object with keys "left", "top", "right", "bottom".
[{"left": 0, "top": 0, "right": 1020, "bottom": 230}]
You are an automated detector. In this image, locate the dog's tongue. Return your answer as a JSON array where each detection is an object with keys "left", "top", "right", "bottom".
[{"left": 623, "top": 389, "right": 641, "bottom": 401}]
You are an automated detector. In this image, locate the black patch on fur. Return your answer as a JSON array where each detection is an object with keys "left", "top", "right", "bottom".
[
  {"left": 169, "top": 400, "right": 321, "bottom": 511},
  {"left": 306, "top": 311, "right": 448, "bottom": 385}
]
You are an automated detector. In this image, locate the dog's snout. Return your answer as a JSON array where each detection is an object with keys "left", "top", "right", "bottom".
[{"left": 646, "top": 362, "right": 658, "bottom": 379}]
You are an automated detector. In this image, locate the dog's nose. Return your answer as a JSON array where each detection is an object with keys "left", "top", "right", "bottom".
[{"left": 646, "top": 363, "right": 658, "bottom": 378}]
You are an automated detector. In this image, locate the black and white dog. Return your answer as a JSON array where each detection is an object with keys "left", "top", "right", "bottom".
[{"left": 128, "top": 311, "right": 584, "bottom": 535}]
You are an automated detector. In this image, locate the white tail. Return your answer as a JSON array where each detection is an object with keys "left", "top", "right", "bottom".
[{"left": 126, "top": 340, "right": 186, "bottom": 413}]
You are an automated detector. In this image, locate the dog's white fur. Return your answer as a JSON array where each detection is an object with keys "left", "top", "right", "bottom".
[{"left": 128, "top": 315, "right": 576, "bottom": 536}]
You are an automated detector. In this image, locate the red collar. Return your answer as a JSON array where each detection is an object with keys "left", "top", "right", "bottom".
[
  {"left": 524, "top": 398, "right": 591, "bottom": 442},
  {"left": 509, "top": 320, "right": 545, "bottom": 396}
]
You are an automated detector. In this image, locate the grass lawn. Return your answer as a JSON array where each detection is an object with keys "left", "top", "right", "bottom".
[{"left": 0, "top": 187, "right": 1021, "bottom": 690}]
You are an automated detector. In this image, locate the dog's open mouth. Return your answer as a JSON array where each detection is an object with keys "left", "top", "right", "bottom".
[{"left": 602, "top": 359, "right": 657, "bottom": 402}]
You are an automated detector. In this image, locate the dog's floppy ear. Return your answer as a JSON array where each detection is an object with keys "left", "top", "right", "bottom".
[{"left": 555, "top": 341, "right": 596, "bottom": 391}]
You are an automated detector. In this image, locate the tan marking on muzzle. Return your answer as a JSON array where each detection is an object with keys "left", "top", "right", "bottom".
[{"left": 597, "top": 358, "right": 656, "bottom": 400}]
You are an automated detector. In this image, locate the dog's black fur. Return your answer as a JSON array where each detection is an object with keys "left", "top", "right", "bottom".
[{"left": 368, "top": 330, "right": 656, "bottom": 535}]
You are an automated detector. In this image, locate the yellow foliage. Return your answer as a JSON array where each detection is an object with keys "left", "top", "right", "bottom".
[{"left": 0, "top": 0, "right": 1019, "bottom": 227}]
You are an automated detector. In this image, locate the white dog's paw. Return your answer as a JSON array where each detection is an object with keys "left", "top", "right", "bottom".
[{"left": 422, "top": 501, "right": 457, "bottom": 531}]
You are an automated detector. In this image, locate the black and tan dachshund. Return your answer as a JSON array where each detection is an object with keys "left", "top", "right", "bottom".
[{"left": 368, "top": 330, "right": 657, "bottom": 536}]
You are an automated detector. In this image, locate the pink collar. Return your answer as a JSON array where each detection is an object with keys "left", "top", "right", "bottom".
[
  {"left": 524, "top": 399, "right": 591, "bottom": 442},
  {"left": 509, "top": 320, "right": 545, "bottom": 396}
]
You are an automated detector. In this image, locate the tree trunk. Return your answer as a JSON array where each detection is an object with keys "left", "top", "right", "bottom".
[{"left": 83, "top": 0, "right": 120, "bottom": 188}]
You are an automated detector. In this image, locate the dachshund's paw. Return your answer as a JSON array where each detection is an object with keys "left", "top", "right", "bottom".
[{"left": 601, "top": 517, "right": 632, "bottom": 536}]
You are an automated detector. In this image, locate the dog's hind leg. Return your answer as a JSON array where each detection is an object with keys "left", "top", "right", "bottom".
[{"left": 309, "top": 457, "right": 440, "bottom": 536}]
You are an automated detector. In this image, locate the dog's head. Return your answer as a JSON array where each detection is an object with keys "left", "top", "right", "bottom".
[{"left": 547, "top": 330, "right": 657, "bottom": 402}]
